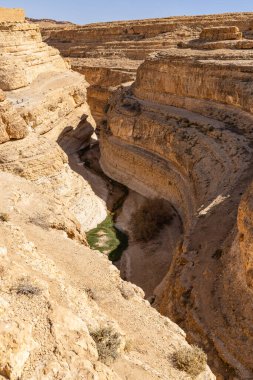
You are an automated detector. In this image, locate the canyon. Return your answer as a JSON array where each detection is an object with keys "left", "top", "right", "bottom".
[
  {"left": 1, "top": 6, "right": 253, "bottom": 380},
  {"left": 40, "top": 12, "right": 253, "bottom": 379},
  {"left": 35, "top": 12, "right": 253, "bottom": 126},
  {"left": 0, "top": 7, "right": 214, "bottom": 380}
]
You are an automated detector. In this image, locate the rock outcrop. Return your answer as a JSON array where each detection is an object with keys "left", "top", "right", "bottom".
[
  {"left": 100, "top": 30, "right": 253, "bottom": 378},
  {"left": 0, "top": 15, "right": 106, "bottom": 231},
  {"left": 0, "top": 8, "right": 24, "bottom": 22},
  {"left": 200, "top": 26, "right": 242, "bottom": 41},
  {"left": 70, "top": 58, "right": 138, "bottom": 124},
  {"left": 38, "top": 13, "right": 253, "bottom": 60},
  {"left": 0, "top": 9, "right": 215, "bottom": 380},
  {"left": 0, "top": 90, "right": 27, "bottom": 143}
]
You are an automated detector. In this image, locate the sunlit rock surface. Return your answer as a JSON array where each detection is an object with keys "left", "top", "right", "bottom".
[{"left": 100, "top": 30, "right": 253, "bottom": 378}]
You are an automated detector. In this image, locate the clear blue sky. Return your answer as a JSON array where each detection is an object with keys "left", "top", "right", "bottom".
[{"left": 1, "top": 0, "right": 253, "bottom": 24}]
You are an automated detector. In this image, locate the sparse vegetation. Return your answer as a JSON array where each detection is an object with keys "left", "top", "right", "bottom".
[
  {"left": 85, "top": 287, "right": 96, "bottom": 300},
  {"left": 173, "top": 345, "right": 207, "bottom": 378},
  {"left": 130, "top": 199, "right": 174, "bottom": 242},
  {"left": 0, "top": 265, "right": 5, "bottom": 276},
  {"left": 91, "top": 327, "right": 121, "bottom": 363},
  {"left": 14, "top": 281, "right": 41, "bottom": 297},
  {"left": 28, "top": 214, "right": 49, "bottom": 230},
  {"left": 0, "top": 213, "right": 10, "bottom": 222}
]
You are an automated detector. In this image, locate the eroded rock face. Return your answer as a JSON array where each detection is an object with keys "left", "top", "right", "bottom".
[
  {"left": 0, "top": 22, "right": 67, "bottom": 91},
  {"left": 70, "top": 58, "right": 138, "bottom": 124},
  {"left": 0, "top": 10, "right": 215, "bottom": 379},
  {"left": 0, "top": 90, "right": 27, "bottom": 143},
  {"left": 30, "top": 13, "right": 253, "bottom": 131},
  {"left": 0, "top": 16, "right": 107, "bottom": 231},
  {"left": 34, "top": 13, "right": 253, "bottom": 127},
  {"left": 100, "top": 34, "right": 253, "bottom": 378},
  {"left": 200, "top": 26, "right": 242, "bottom": 41},
  {"left": 38, "top": 13, "right": 253, "bottom": 60}
]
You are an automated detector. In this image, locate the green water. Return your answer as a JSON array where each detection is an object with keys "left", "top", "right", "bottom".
[{"left": 86, "top": 215, "right": 129, "bottom": 262}]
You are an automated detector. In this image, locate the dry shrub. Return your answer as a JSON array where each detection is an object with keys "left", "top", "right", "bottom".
[
  {"left": 28, "top": 214, "right": 49, "bottom": 230},
  {"left": 15, "top": 281, "right": 41, "bottom": 297},
  {"left": 0, "top": 265, "right": 5, "bottom": 276},
  {"left": 91, "top": 327, "right": 121, "bottom": 363},
  {"left": 130, "top": 199, "right": 174, "bottom": 242},
  {"left": 0, "top": 213, "right": 10, "bottom": 222},
  {"left": 173, "top": 345, "right": 207, "bottom": 378}
]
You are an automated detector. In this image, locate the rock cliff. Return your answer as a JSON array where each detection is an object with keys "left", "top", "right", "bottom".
[
  {"left": 100, "top": 29, "right": 253, "bottom": 378},
  {"left": 0, "top": 9, "right": 214, "bottom": 380},
  {"left": 33, "top": 13, "right": 253, "bottom": 125},
  {"left": 0, "top": 18, "right": 106, "bottom": 231}
]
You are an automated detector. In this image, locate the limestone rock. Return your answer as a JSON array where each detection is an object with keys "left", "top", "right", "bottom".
[
  {"left": 0, "top": 94, "right": 27, "bottom": 143},
  {"left": 0, "top": 171, "right": 214, "bottom": 380},
  {"left": 200, "top": 26, "right": 242, "bottom": 41},
  {"left": 34, "top": 13, "right": 253, "bottom": 128},
  {"left": 100, "top": 35, "right": 253, "bottom": 378},
  {"left": 0, "top": 8, "right": 24, "bottom": 22},
  {"left": 0, "top": 14, "right": 106, "bottom": 231}
]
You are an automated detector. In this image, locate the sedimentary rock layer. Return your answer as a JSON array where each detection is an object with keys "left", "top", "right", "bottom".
[
  {"left": 100, "top": 42, "right": 253, "bottom": 378},
  {"left": 200, "top": 26, "right": 242, "bottom": 41},
  {"left": 70, "top": 58, "right": 139, "bottom": 124},
  {"left": 38, "top": 13, "right": 253, "bottom": 60},
  {"left": 0, "top": 7, "right": 24, "bottom": 22},
  {"left": 0, "top": 17, "right": 107, "bottom": 231},
  {"left": 0, "top": 10, "right": 215, "bottom": 380},
  {"left": 34, "top": 12, "right": 253, "bottom": 126}
]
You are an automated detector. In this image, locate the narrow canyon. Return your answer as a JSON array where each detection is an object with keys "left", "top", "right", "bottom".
[{"left": 1, "top": 7, "right": 253, "bottom": 380}]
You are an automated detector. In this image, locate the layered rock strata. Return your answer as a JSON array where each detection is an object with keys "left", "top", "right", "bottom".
[
  {"left": 100, "top": 34, "right": 253, "bottom": 378},
  {"left": 70, "top": 58, "right": 139, "bottom": 124},
  {"left": 0, "top": 8, "right": 24, "bottom": 22},
  {"left": 200, "top": 26, "right": 242, "bottom": 41},
  {"left": 181, "top": 25, "right": 253, "bottom": 50},
  {"left": 0, "top": 17, "right": 106, "bottom": 231},
  {"left": 34, "top": 13, "right": 253, "bottom": 125},
  {"left": 0, "top": 9, "right": 215, "bottom": 380},
  {"left": 38, "top": 13, "right": 253, "bottom": 60}
]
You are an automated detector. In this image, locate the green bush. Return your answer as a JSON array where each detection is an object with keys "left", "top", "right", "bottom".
[{"left": 130, "top": 199, "right": 174, "bottom": 242}]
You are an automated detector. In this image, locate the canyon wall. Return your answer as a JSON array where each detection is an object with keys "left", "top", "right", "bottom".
[
  {"left": 38, "top": 13, "right": 253, "bottom": 59},
  {"left": 0, "top": 10, "right": 215, "bottom": 380},
  {"left": 32, "top": 13, "right": 253, "bottom": 125},
  {"left": 100, "top": 29, "right": 253, "bottom": 378},
  {"left": 0, "top": 19, "right": 107, "bottom": 231}
]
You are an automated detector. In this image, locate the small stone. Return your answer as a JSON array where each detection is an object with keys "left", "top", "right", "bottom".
[{"left": 0, "top": 247, "right": 7, "bottom": 256}]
